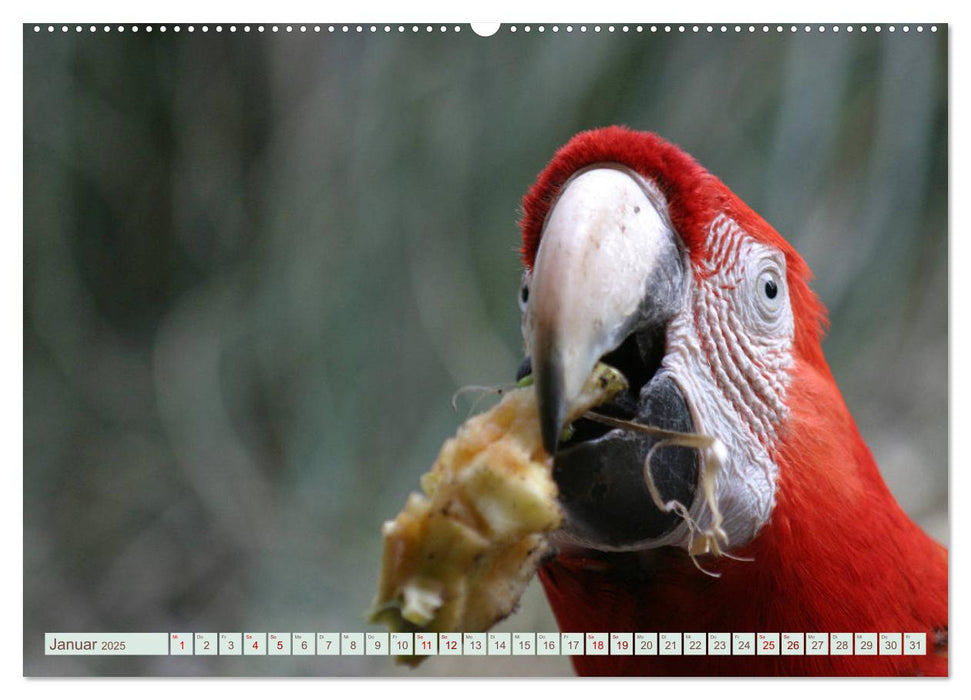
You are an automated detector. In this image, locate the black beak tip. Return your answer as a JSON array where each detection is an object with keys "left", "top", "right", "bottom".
[
  {"left": 535, "top": 358, "right": 566, "bottom": 455},
  {"left": 541, "top": 415, "right": 561, "bottom": 455}
]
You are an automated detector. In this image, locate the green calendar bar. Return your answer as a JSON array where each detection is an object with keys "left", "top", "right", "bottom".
[{"left": 43, "top": 632, "right": 927, "bottom": 656}]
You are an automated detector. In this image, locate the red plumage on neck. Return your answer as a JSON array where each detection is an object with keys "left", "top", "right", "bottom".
[{"left": 525, "top": 127, "right": 948, "bottom": 676}]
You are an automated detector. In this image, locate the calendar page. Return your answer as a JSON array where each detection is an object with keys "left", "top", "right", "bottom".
[{"left": 22, "top": 12, "right": 949, "bottom": 678}]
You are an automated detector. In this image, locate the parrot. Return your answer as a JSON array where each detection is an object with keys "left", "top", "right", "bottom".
[{"left": 515, "top": 126, "right": 947, "bottom": 676}]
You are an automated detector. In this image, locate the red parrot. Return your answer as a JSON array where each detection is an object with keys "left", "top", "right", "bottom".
[{"left": 516, "top": 126, "right": 947, "bottom": 676}]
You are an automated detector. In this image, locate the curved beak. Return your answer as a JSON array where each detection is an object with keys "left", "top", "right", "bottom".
[{"left": 528, "top": 166, "right": 684, "bottom": 453}]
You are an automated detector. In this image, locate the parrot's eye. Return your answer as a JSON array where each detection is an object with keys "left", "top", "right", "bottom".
[
  {"left": 740, "top": 253, "right": 792, "bottom": 338},
  {"left": 754, "top": 267, "right": 785, "bottom": 320},
  {"left": 764, "top": 277, "right": 778, "bottom": 299},
  {"left": 757, "top": 269, "right": 783, "bottom": 304},
  {"left": 518, "top": 272, "right": 531, "bottom": 313}
]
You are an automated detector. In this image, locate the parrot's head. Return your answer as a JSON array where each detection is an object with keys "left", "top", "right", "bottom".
[{"left": 519, "top": 126, "right": 828, "bottom": 554}]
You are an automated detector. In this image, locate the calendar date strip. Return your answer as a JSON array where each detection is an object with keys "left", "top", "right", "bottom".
[{"left": 45, "top": 632, "right": 927, "bottom": 656}]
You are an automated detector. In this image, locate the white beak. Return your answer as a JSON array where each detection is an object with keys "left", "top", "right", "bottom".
[{"left": 527, "top": 166, "right": 683, "bottom": 451}]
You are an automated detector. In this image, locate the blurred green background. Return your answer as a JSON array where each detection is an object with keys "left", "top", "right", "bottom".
[{"left": 23, "top": 24, "right": 947, "bottom": 676}]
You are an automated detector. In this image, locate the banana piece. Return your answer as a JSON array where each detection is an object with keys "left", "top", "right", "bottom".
[{"left": 370, "top": 363, "right": 627, "bottom": 665}]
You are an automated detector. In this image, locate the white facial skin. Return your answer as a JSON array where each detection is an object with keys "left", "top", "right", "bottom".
[{"left": 658, "top": 214, "right": 794, "bottom": 550}]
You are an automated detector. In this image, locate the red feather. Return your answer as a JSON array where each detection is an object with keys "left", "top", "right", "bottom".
[{"left": 524, "top": 127, "right": 948, "bottom": 676}]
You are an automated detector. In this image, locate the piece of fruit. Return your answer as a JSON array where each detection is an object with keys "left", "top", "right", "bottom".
[{"left": 369, "top": 364, "right": 627, "bottom": 665}]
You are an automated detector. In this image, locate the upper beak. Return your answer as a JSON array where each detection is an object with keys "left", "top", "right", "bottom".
[{"left": 528, "top": 166, "right": 684, "bottom": 453}]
